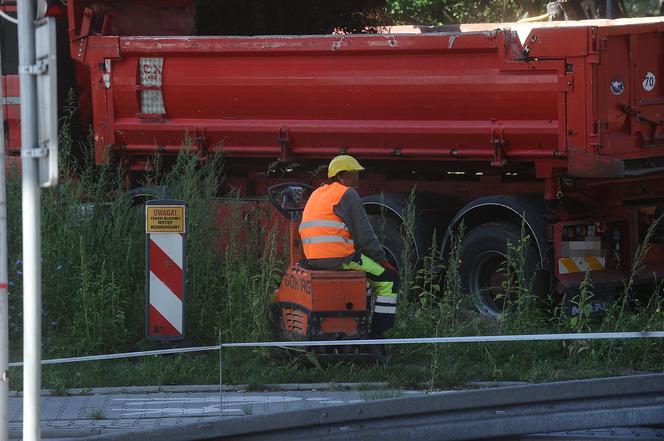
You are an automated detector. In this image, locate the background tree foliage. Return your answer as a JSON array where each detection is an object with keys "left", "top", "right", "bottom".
[
  {"left": 195, "top": 0, "right": 662, "bottom": 35},
  {"left": 387, "top": 0, "right": 546, "bottom": 24},
  {"left": 387, "top": 0, "right": 662, "bottom": 24}
]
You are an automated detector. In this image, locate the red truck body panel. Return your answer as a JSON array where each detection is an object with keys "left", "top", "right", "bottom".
[
  {"left": 106, "top": 34, "right": 563, "bottom": 162},
  {"left": 64, "top": 7, "right": 663, "bottom": 185}
]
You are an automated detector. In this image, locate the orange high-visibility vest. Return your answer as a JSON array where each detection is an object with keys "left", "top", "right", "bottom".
[{"left": 299, "top": 182, "right": 355, "bottom": 259}]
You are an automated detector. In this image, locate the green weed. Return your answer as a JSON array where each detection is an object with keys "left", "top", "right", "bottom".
[
  {"left": 499, "top": 221, "right": 544, "bottom": 334},
  {"left": 612, "top": 215, "right": 663, "bottom": 329},
  {"left": 569, "top": 270, "right": 594, "bottom": 333},
  {"left": 86, "top": 408, "right": 106, "bottom": 420},
  {"left": 49, "top": 381, "right": 68, "bottom": 397},
  {"left": 399, "top": 188, "right": 418, "bottom": 299}
]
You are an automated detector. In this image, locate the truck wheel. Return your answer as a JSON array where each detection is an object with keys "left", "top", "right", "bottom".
[
  {"left": 459, "top": 222, "right": 539, "bottom": 318},
  {"left": 367, "top": 214, "right": 405, "bottom": 271}
]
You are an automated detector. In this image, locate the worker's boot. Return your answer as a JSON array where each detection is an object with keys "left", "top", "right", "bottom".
[
  {"left": 371, "top": 312, "right": 395, "bottom": 337},
  {"left": 368, "top": 313, "right": 394, "bottom": 363}
]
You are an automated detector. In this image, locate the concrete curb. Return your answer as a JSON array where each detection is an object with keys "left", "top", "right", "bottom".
[
  {"left": 10, "top": 382, "right": 392, "bottom": 397},
  {"left": 469, "top": 381, "right": 531, "bottom": 388},
  {"left": 10, "top": 428, "right": 102, "bottom": 439},
  {"left": 8, "top": 381, "right": 532, "bottom": 397}
]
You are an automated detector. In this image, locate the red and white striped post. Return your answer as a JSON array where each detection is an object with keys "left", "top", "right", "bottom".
[{"left": 145, "top": 200, "right": 186, "bottom": 341}]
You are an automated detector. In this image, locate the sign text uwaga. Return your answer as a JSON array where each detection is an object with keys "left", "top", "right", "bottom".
[{"left": 146, "top": 205, "right": 186, "bottom": 233}]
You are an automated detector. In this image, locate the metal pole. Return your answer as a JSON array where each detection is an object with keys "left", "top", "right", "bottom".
[
  {"left": 219, "top": 331, "right": 224, "bottom": 418},
  {"left": 0, "top": 23, "right": 9, "bottom": 441},
  {"left": 17, "top": 0, "right": 42, "bottom": 440}
]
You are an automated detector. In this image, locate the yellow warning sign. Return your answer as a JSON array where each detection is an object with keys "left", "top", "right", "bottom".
[{"left": 146, "top": 205, "right": 186, "bottom": 233}]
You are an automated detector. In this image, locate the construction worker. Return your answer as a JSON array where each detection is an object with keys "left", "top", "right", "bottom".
[{"left": 299, "top": 155, "right": 399, "bottom": 336}]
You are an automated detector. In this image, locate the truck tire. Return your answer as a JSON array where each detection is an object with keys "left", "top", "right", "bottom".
[
  {"left": 459, "top": 222, "right": 539, "bottom": 319},
  {"left": 366, "top": 214, "right": 404, "bottom": 271}
]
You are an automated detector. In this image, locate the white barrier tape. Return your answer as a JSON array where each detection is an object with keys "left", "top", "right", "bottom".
[
  {"left": 8, "top": 332, "right": 664, "bottom": 367},
  {"left": 222, "top": 331, "right": 664, "bottom": 348},
  {"left": 7, "top": 345, "right": 221, "bottom": 368}
]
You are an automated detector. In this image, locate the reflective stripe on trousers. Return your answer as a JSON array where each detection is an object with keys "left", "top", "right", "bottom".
[{"left": 342, "top": 254, "right": 398, "bottom": 311}]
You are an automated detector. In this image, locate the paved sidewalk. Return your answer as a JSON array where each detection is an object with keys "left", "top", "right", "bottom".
[
  {"left": 9, "top": 384, "right": 663, "bottom": 441},
  {"left": 8, "top": 386, "right": 428, "bottom": 440}
]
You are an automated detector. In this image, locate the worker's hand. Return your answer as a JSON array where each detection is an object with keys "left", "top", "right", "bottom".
[{"left": 381, "top": 260, "right": 397, "bottom": 273}]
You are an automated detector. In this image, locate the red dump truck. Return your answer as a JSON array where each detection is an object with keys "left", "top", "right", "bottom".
[{"left": 2, "top": 0, "right": 663, "bottom": 316}]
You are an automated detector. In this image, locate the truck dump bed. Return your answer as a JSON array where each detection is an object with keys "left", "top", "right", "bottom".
[{"left": 68, "top": 2, "right": 662, "bottom": 180}]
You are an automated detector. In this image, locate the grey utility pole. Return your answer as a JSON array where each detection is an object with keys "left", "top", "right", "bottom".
[
  {"left": 0, "top": 24, "right": 9, "bottom": 441},
  {"left": 16, "top": 1, "right": 59, "bottom": 439},
  {"left": 17, "top": 0, "right": 42, "bottom": 440}
]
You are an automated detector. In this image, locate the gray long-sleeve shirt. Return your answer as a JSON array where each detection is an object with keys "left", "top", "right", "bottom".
[{"left": 306, "top": 186, "right": 386, "bottom": 270}]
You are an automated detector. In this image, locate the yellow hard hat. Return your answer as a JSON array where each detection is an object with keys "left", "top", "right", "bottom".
[{"left": 327, "top": 155, "right": 365, "bottom": 178}]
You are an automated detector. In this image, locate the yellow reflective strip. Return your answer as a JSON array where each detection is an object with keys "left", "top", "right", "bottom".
[
  {"left": 559, "top": 257, "right": 582, "bottom": 274},
  {"left": 585, "top": 256, "right": 605, "bottom": 271}
]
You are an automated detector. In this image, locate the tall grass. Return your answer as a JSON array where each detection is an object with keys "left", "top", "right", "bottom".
[
  {"left": 499, "top": 221, "right": 545, "bottom": 334},
  {"left": 7, "top": 115, "right": 282, "bottom": 361},
  {"left": 6, "top": 110, "right": 664, "bottom": 389}
]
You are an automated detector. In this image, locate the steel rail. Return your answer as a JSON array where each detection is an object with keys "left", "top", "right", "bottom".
[
  {"left": 7, "top": 332, "right": 664, "bottom": 367},
  {"left": 86, "top": 373, "right": 664, "bottom": 441}
]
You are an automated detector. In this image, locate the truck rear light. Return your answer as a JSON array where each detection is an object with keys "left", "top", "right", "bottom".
[
  {"left": 563, "top": 224, "right": 601, "bottom": 242},
  {"left": 558, "top": 222, "right": 614, "bottom": 275}
]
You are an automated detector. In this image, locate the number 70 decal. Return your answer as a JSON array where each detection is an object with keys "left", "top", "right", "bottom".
[{"left": 643, "top": 72, "right": 656, "bottom": 92}]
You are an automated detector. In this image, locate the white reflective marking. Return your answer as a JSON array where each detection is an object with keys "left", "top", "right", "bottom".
[
  {"left": 115, "top": 405, "right": 227, "bottom": 417},
  {"left": 141, "top": 90, "right": 165, "bottom": 115},
  {"left": 150, "top": 272, "right": 183, "bottom": 333},
  {"left": 114, "top": 396, "right": 302, "bottom": 404},
  {"left": 302, "top": 235, "right": 354, "bottom": 245},
  {"left": 112, "top": 395, "right": 307, "bottom": 417},
  {"left": 1, "top": 96, "right": 20, "bottom": 105},
  {"left": 376, "top": 295, "right": 397, "bottom": 304},
  {"left": 151, "top": 233, "right": 183, "bottom": 268},
  {"left": 374, "top": 305, "right": 397, "bottom": 314},
  {"left": 140, "top": 57, "right": 163, "bottom": 86},
  {"left": 299, "top": 220, "right": 348, "bottom": 230}
]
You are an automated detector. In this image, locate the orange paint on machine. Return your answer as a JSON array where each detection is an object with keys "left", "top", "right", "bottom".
[{"left": 274, "top": 266, "right": 369, "bottom": 340}]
